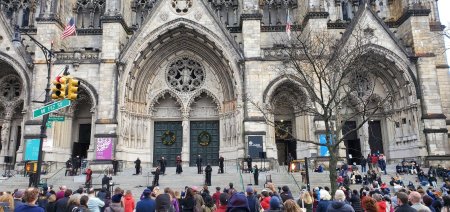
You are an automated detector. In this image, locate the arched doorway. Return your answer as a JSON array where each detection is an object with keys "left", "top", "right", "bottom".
[
  {"left": 269, "top": 81, "right": 308, "bottom": 165},
  {"left": 188, "top": 92, "right": 220, "bottom": 166},
  {"left": 152, "top": 92, "right": 183, "bottom": 167},
  {"left": 70, "top": 89, "right": 94, "bottom": 159}
]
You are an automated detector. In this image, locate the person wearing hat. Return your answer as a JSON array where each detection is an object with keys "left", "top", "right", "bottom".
[
  {"left": 227, "top": 192, "right": 250, "bottom": 211},
  {"left": 155, "top": 193, "right": 172, "bottom": 211},
  {"left": 268, "top": 196, "right": 282, "bottom": 211},
  {"left": 326, "top": 189, "right": 354, "bottom": 212},
  {"left": 13, "top": 189, "right": 25, "bottom": 209},
  {"left": 136, "top": 189, "right": 156, "bottom": 212},
  {"left": 205, "top": 163, "right": 213, "bottom": 186},
  {"left": 105, "top": 194, "right": 124, "bottom": 212},
  {"left": 246, "top": 186, "right": 261, "bottom": 212}
]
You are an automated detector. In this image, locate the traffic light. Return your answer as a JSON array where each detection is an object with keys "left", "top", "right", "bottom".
[
  {"left": 51, "top": 76, "right": 67, "bottom": 99},
  {"left": 66, "top": 77, "right": 80, "bottom": 100}
]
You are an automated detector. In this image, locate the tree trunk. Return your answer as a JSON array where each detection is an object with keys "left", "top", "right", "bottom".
[{"left": 328, "top": 146, "right": 338, "bottom": 195}]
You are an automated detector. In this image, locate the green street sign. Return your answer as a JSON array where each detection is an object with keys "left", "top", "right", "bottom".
[
  {"left": 46, "top": 122, "right": 52, "bottom": 128},
  {"left": 33, "top": 99, "right": 71, "bottom": 119},
  {"left": 48, "top": 116, "right": 65, "bottom": 122}
]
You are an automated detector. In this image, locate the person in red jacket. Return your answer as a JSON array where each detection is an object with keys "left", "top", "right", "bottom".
[
  {"left": 371, "top": 154, "right": 379, "bottom": 171},
  {"left": 373, "top": 193, "right": 386, "bottom": 212},
  {"left": 260, "top": 190, "right": 271, "bottom": 210},
  {"left": 85, "top": 167, "right": 93, "bottom": 187},
  {"left": 212, "top": 187, "right": 221, "bottom": 207},
  {"left": 124, "top": 190, "right": 135, "bottom": 212}
]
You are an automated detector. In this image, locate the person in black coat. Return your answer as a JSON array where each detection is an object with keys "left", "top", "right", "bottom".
[
  {"left": 134, "top": 157, "right": 141, "bottom": 175},
  {"left": 112, "top": 158, "right": 119, "bottom": 176},
  {"left": 246, "top": 155, "right": 252, "bottom": 173},
  {"left": 102, "top": 174, "right": 112, "bottom": 192},
  {"left": 153, "top": 166, "right": 161, "bottom": 186},
  {"left": 349, "top": 190, "right": 362, "bottom": 212},
  {"left": 65, "top": 159, "right": 73, "bottom": 176},
  {"left": 55, "top": 189, "right": 72, "bottom": 212},
  {"left": 176, "top": 155, "right": 183, "bottom": 174},
  {"left": 159, "top": 156, "right": 167, "bottom": 175},
  {"left": 360, "top": 157, "right": 367, "bottom": 173},
  {"left": 395, "top": 192, "right": 417, "bottom": 212},
  {"left": 253, "top": 165, "right": 259, "bottom": 185},
  {"left": 219, "top": 156, "right": 224, "bottom": 174},
  {"left": 205, "top": 164, "right": 212, "bottom": 186},
  {"left": 196, "top": 155, "right": 203, "bottom": 174}
]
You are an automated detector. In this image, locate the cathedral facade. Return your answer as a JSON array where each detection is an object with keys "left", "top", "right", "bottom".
[{"left": 0, "top": 0, "right": 449, "bottom": 167}]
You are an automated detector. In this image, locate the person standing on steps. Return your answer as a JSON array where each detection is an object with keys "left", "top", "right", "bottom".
[
  {"left": 112, "top": 158, "right": 119, "bottom": 176},
  {"left": 205, "top": 164, "right": 213, "bottom": 186},
  {"left": 246, "top": 155, "right": 252, "bottom": 173},
  {"left": 153, "top": 166, "right": 160, "bottom": 186},
  {"left": 219, "top": 156, "right": 224, "bottom": 174},
  {"left": 134, "top": 157, "right": 141, "bottom": 175},
  {"left": 159, "top": 156, "right": 167, "bottom": 175},
  {"left": 176, "top": 155, "right": 183, "bottom": 174},
  {"left": 253, "top": 165, "right": 259, "bottom": 185},
  {"left": 85, "top": 166, "right": 93, "bottom": 188},
  {"left": 102, "top": 174, "right": 112, "bottom": 192},
  {"left": 196, "top": 155, "right": 203, "bottom": 174}
]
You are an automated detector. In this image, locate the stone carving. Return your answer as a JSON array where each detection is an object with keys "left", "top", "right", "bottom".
[
  {"left": 0, "top": 75, "right": 22, "bottom": 102},
  {"left": 167, "top": 57, "right": 205, "bottom": 92},
  {"left": 194, "top": 11, "right": 202, "bottom": 20},
  {"left": 171, "top": 0, "right": 193, "bottom": 14},
  {"left": 160, "top": 12, "right": 168, "bottom": 21}
]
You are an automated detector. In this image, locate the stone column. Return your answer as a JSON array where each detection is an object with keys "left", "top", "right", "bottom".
[
  {"left": 87, "top": 110, "right": 96, "bottom": 160},
  {"left": 181, "top": 110, "right": 190, "bottom": 166},
  {"left": 359, "top": 121, "right": 370, "bottom": 157},
  {"left": 0, "top": 108, "right": 13, "bottom": 164}
]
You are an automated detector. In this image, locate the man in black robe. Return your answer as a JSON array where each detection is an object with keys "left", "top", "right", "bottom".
[
  {"left": 246, "top": 155, "right": 252, "bottom": 173},
  {"left": 112, "top": 158, "right": 119, "bottom": 176},
  {"left": 159, "top": 156, "right": 167, "bottom": 175},
  {"left": 153, "top": 166, "right": 160, "bottom": 186},
  {"left": 196, "top": 155, "right": 203, "bottom": 174},
  {"left": 102, "top": 174, "right": 112, "bottom": 192},
  {"left": 134, "top": 157, "right": 141, "bottom": 175},
  {"left": 253, "top": 165, "right": 259, "bottom": 185},
  {"left": 219, "top": 156, "right": 224, "bottom": 174},
  {"left": 205, "top": 164, "right": 212, "bottom": 186}
]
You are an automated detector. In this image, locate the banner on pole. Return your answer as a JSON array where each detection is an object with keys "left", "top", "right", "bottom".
[
  {"left": 24, "top": 139, "right": 40, "bottom": 161},
  {"left": 95, "top": 138, "right": 113, "bottom": 160}
]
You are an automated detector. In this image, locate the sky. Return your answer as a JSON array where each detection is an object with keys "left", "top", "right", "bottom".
[{"left": 438, "top": 0, "right": 450, "bottom": 63}]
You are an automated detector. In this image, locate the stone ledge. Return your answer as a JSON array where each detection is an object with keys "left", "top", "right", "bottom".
[
  {"left": 94, "top": 133, "right": 117, "bottom": 138},
  {"left": 421, "top": 113, "right": 447, "bottom": 119},
  {"left": 95, "top": 119, "right": 118, "bottom": 124},
  {"left": 423, "top": 128, "right": 448, "bottom": 133},
  {"left": 244, "top": 131, "right": 266, "bottom": 135}
]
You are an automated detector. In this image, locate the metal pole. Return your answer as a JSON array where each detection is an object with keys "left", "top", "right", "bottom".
[
  {"left": 18, "top": 31, "right": 54, "bottom": 187},
  {"left": 305, "top": 157, "right": 310, "bottom": 191}
]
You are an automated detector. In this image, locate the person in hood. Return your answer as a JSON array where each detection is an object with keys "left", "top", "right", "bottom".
[
  {"left": 14, "top": 188, "right": 44, "bottom": 212},
  {"left": 227, "top": 192, "right": 250, "bottom": 212},
  {"left": 123, "top": 190, "right": 135, "bottom": 212},
  {"left": 155, "top": 193, "right": 172, "bottom": 211},
  {"left": 136, "top": 189, "right": 156, "bottom": 212},
  {"left": 280, "top": 186, "right": 293, "bottom": 203},
  {"left": 327, "top": 190, "right": 355, "bottom": 212},
  {"left": 267, "top": 196, "right": 282, "bottom": 211},
  {"left": 317, "top": 190, "right": 332, "bottom": 212},
  {"left": 106, "top": 194, "right": 124, "bottom": 212}
]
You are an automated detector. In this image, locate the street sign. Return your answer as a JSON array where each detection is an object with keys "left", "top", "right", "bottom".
[
  {"left": 33, "top": 99, "right": 71, "bottom": 119},
  {"left": 46, "top": 122, "right": 52, "bottom": 128},
  {"left": 48, "top": 116, "right": 65, "bottom": 122}
]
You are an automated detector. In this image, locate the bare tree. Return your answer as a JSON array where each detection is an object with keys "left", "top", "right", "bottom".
[{"left": 249, "top": 26, "right": 398, "bottom": 192}]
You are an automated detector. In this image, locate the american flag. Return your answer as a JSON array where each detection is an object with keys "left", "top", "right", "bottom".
[
  {"left": 61, "top": 18, "right": 76, "bottom": 39},
  {"left": 286, "top": 10, "right": 292, "bottom": 40}
]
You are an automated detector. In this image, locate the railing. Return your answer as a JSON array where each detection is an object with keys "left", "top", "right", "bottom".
[
  {"left": 282, "top": 165, "right": 302, "bottom": 193},
  {"left": 237, "top": 159, "right": 245, "bottom": 191}
]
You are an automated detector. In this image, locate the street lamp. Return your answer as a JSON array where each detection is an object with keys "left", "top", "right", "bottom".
[{"left": 13, "top": 25, "right": 53, "bottom": 187}]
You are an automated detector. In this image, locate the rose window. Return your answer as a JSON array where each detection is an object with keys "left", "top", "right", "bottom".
[
  {"left": 0, "top": 75, "right": 21, "bottom": 101},
  {"left": 167, "top": 57, "right": 205, "bottom": 92}
]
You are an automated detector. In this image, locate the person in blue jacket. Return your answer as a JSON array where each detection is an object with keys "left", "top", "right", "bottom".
[
  {"left": 136, "top": 189, "right": 156, "bottom": 212},
  {"left": 14, "top": 188, "right": 44, "bottom": 212}
]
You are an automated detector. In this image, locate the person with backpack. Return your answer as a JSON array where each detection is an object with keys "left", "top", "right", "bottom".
[{"left": 246, "top": 186, "right": 261, "bottom": 212}]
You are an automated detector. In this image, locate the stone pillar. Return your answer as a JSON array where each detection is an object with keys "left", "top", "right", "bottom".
[
  {"left": 359, "top": 121, "right": 370, "bottom": 157},
  {"left": 0, "top": 108, "right": 13, "bottom": 163},
  {"left": 416, "top": 56, "right": 448, "bottom": 155},
  {"left": 87, "top": 110, "right": 96, "bottom": 160},
  {"left": 181, "top": 110, "right": 190, "bottom": 166}
]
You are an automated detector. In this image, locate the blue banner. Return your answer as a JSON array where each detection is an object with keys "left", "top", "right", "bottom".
[
  {"left": 319, "top": 135, "right": 329, "bottom": 156},
  {"left": 25, "top": 139, "right": 40, "bottom": 161},
  {"left": 248, "top": 136, "right": 263, "bottom": 158}
]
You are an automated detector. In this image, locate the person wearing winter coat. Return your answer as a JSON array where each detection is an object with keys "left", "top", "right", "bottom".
[
  {"left": 260, "top": 191, "right": 271, "bottom": 210},
  {"left": 123, "top": 190, "right": 135, "bottom": 212},
  {"left": 105, "top": 194, "right": 124, "bottom": 212},
  {"left": 326, "top": 190, "right": 355, "bottom": 212},
  {"left": 372, "top": 194, "right": 386, "bottom": 212},
  {"left": 349, "top": 190, "right": 362, "bottom": 212},
  {"left": 317, "top": 190, "right": 332, "bottom": 212}
]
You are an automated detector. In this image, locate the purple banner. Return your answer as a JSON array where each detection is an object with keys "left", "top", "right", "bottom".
[{"left": 96, "top": 138, "right": 113, "bottom": 160}]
